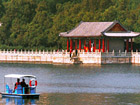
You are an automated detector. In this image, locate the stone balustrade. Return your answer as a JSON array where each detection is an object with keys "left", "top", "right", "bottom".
[
  {"left": 131, "top": 52, "right": 140, "bottom": 64},
  {"left": 0, "top": 50, "right": 73, "bottom": 64},
  {"left": 0, "top": 49, "right": 139, "bottom": 64}
]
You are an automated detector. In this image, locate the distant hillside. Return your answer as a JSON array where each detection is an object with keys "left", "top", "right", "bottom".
[{"left": 0, "top": 0, "right": 140, "bottom": 50}]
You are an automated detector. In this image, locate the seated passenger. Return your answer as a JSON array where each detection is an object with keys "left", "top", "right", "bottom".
[
  {"left": 13, "top": 78, "right": 21, "bottom": 92},
  {"left": 21, "top": 78, "right": 28, "bottom": 94},
  {"left": 21, "top": 79, "right": 27, "bottom": 87}
]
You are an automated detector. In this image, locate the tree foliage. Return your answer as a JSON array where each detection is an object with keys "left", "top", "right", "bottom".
[{"left": 0, "top": 0, "right": 140, "bottom": 50}]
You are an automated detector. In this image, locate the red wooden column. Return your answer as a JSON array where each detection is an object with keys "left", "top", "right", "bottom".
[
  {"left": 99, "top": 39, "right": 101, "bottom": 52},
  {"left": 107, "top": 39, "right": 109, "bottom": 52},
  {"left": 126, "top": 39, "right": 129, "bottom": 52},
  {"left": 75, "top": 40, "right": 77, "bottom": 49},
  {"left": 102, "top": 39, "right": 105, "bottom": 52},
  {"left": 89, "top": 39, "right": 91, "bottom": 52},
  {"left": 93, "top": 39, "right": 96, "bottom": 52},
  {"left": 67, "top": 39, "right": 69, "bottom": 52},
  {"left": 70, "top": 39, "right": 73, "bottom": 51},
  {"left": 79, "top": 39, "right": 81, "bottom": 51},
  {"left": 131, "top": 38, "right": 133, "bottom": 51}
]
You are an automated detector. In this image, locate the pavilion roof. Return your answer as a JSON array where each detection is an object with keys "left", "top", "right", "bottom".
[
  {"left": 59, "top": 21, "right": 140, "bottom": 38},
  {"left": 104, "top": 32, "right": 140, "bottom": 37}
]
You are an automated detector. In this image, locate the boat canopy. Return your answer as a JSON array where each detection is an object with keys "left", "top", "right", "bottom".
[{"left": 4, "top": 74, "right": 36, "bottom": 79}]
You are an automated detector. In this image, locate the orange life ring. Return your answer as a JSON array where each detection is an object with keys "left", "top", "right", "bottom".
[{"left": 29, "top": 78, "right": 37, "bottom": 88}]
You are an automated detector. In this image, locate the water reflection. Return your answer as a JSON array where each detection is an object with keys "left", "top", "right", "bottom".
[{"left": 2, "top": 97, "right": 38, "bottom": 105}]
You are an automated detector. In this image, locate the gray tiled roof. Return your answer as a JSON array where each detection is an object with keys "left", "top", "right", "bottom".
[
  {"left": 59, "top": 21, "right": 114, "bottom": 37},
  {"left": 59, "top": 21, "right": 140, "bottom": 37}
]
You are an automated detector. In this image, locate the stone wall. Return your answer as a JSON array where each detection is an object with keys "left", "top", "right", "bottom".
[
  {"left": 101, "top": 52, "right": 131, "bottom": 64},
  {"left": 131, "top": 52, "right": 140, "bottom": 64},
  {"left": 0, "top": 50, "right": 73, "bottom": 64},
  {"left": 0, "top": 50, "right": 139, "bottom": 64},
  {"left": 0, "top": 50, "right": 102, "bottom": 64},
  {"left": 78, "top": 52, "right": 101, "bottom": 64}
]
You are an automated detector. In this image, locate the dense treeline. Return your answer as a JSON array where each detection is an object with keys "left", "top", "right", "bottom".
[{"left": 0, "top": 0, "right": 140, "bottom": 50}]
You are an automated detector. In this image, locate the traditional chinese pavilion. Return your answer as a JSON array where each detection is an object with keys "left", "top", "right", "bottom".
[{"left": 59, "top": 21, "right": 140, "bottom": 52}]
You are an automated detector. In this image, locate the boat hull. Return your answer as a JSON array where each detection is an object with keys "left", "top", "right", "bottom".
[{"left": 1, "top": 93, "right": 40, "bottom": 98}]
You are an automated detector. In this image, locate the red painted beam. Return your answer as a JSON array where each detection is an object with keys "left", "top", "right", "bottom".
[
  {"left": 89, "top": 39, "right": 91, "bottom": 52},
  {"left": 79, "top": 39, "right": 81, "bottom": 51}
]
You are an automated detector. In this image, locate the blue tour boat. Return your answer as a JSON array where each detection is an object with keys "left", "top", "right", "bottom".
[{"left": 0, "top": 74, "right": 40, "bottom": 98}]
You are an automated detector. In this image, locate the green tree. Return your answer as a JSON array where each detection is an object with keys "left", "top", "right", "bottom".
[
  {"left": 0, "top": 0, "right": 140, "bottom": 50},
  {"left": 0, "top": 0, "right": 5, "bottom": 18},
  {"left": 23, "top": 1, "right": 53, "bottom": 48}
]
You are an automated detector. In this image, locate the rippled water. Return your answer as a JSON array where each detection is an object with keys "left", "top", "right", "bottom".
[{"left": 0, "top": 63, "right": 140, "bottom": 104}]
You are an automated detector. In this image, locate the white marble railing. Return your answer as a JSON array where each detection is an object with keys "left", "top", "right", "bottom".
[
  {"left": 0, "top": 49, "right": 139, "bottom": 64},
  {"left": 78, "top": 52, "right": 101, "bottom": 64},
  {"left": 0, "top": 50, "right": 72, "bottom": 64},
  {"left": 131, "top": 52, "right": 140, "bottom": 64},
  {"left": 0, "top": 50, "right": 101, "bottom": 64},
  {"left": 102, "top": 52, "right": 131, "bottom": 57}
]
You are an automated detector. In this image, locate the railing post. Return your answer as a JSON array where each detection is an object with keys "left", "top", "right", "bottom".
[
  {"left": 39, "top": 50, "right": 41, "bottom": 54},
  {"left": 112, "top": 50, "right": 114, "bottom": 56},
  {"left": 28, "top": 50, "right": 30, "bottom": 54},
  {"left": 10, "top": 49, "right": 12, "bottom": 54},
  {"left": 35, "top": 50, "right": 37, "bottom": 54},
  {"left": 32, "top": 50, "right": 33, "bottom": 54},
  {"left": 21, "top": 49, "right": 22, "bottom": 54},
  {"left": 7, "top": 49, "right": 8, "bottom": 53},
  {"left": 119, "top": 50, "right": 121, "bottom": 56},
  {"left": 125, "top": 50, "right": 127, "bottom": 56},
  {"left": 119, "top": 50, "right": 120, "bottom": 53},
  {"left": 17, "top": 50, "right": 19, "bottom": 54},
  {"left": 66, "top": 50, "right": 67, "bottom": 55},
  {"left": 131, "top": 50, "right": 133, "bottom": 55},
  {"left": 136, "top": 50, "right": 138, "bottom": 55},
  {"left": 53, "top": 50, "right": 55, "bottom": 54}
]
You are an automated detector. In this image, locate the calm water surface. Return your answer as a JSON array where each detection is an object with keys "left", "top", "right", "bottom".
[{"left": 0, "top": 63, "right": 140, "bottom": 104}]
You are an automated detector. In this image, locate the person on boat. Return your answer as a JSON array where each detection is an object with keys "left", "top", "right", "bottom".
[
  {"left": 21, "top": 78, "right": 28, "bottom": 94},
  {"left": 13, "top": 78, "right": 21, "bottom": 92},
  {"left": 21, "top": 79, "right": 27, "bottom": 87}
]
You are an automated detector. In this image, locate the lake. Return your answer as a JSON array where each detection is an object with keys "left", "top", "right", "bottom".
[{"left": 0, "top": 63, "right": 140, "bottom": 104}]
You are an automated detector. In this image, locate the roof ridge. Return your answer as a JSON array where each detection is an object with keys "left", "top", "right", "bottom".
[{"left": 82, "top": 21, "right": 113, "bottom": 23}]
